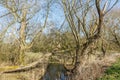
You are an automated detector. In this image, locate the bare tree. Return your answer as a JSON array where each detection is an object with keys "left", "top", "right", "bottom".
[
  {"left": 0, "top": 0, "right": 51, "bottom": 65},
  {"left": 61, "top": 0, "right": 118, "bottom": 74},
  {"left": 0, "top": 0, "right": 119, "bottom": 80}
]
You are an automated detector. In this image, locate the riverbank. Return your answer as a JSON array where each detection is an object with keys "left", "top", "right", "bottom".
[
  {"left": 0, "top": 52, "right": 52, "bottom": 80},
  {"left": 73, "top": 53, "right": 120, "bottom": 80},
  {"left": 98, "top": 57, "right": 120, "bottom": 80},
  {"left": 0, "top": 52, "right": 120, "bottom": 80}
]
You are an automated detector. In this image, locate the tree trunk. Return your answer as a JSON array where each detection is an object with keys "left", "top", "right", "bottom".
[
  {"left": 19, "top": 44, "right": 25, "bottom": 65},
  {"left": 19, "top": 8, "right": 27, "bottom": 65}
]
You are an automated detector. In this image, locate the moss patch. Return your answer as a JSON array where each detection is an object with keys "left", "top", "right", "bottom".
[{"left": 0, "top": 66, "right": 19, "bottom": 72}]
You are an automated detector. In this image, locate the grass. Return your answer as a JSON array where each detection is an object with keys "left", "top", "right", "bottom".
[
  {"left": 98, "top": 58, "right": 120, "bottom": 80},
  {"left": 0, "top": 52, "right": 51, "bottom": 80},
  {"left": 0, "top": 52, "right": 42, "bottom": 72}
]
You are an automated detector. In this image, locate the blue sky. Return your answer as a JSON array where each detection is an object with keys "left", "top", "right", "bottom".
[
  {"left": 0, "top": 0, "right": 119, "bottom": 26},
  {"left": 0, "top": 0, "right": 120, "bottom": 38},
  {"left": 114, "top": 0, "right": 120, "bottom": 9}
]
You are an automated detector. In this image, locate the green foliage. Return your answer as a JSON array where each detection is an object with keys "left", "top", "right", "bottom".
[
  {"left": 0, "top": 53, "right": 8, "bottom": 62},
  {"left": 98, "top": 58, "right": 120, "bottom": 80},
  {"left": 0, "top": 42, "right": 19, "bottom": 64},
  {"left": 31, "top": 31, "right": 76, "bottom": 53}
]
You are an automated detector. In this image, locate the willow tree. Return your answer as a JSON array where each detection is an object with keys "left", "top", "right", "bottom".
[
  {"left": 0, "top": 0, "right": 51, "bottom": 65},
  {"left": 61, "top": 0, "right": 118, "bottom": 73},
  {"left": 0, "top": 0, "right": 119, "bottom": 79}
]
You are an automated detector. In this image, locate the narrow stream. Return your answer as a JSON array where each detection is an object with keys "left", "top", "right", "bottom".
[{"left": 42, "top": 63, "right": 68, "bottom": 80}]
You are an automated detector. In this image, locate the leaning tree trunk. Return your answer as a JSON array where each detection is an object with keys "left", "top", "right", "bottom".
[{"left": 71, "top": 0, "right": 105, "bottom": 79}]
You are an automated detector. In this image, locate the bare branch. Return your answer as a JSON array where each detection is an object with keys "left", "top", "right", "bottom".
[{"left": 104, "top": 0, "right": 118, "bottom": 15}]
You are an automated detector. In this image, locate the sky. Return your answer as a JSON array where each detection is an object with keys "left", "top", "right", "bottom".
[
  {"left": 0, "top": 0, "right": 120, "bottom": 26},
  {"left": 0, "top": 0, "right": 120, "bottom": 42},
  {"left": 114, "top": 0, "right": 120, "bottom": 9}
]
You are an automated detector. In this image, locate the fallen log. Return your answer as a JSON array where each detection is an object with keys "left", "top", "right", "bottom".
[{"left": 0, "top": 53, "right": 52, "bottom": 74}]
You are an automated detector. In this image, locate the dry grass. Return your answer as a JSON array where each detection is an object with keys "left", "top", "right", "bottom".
[
  {"left": 73, "top": 53, "right": 120, "bottom": 80},
  {"left": 0, "top": 52, "right": 120, "bottom": 80},
  {"left": 0, "top": 52, "right": 51, "bottom": 80}
]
